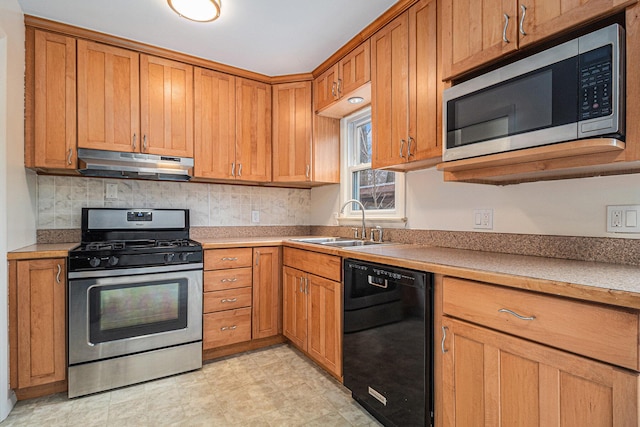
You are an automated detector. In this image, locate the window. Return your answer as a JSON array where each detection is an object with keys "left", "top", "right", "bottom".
[{"left": 340, "top": 107, "right": 405, "bottom": 223}]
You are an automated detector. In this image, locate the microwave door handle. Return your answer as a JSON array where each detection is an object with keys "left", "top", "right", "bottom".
[{"left": 503, "top": 13, "right": 510, "bottom": 43}]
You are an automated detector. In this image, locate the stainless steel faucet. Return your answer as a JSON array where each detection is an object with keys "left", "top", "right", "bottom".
[{"left": 340, "top": 199, "right": 366, "bottom": 240}]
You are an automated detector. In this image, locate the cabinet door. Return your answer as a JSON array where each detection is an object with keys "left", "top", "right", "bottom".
[
  {"left": 77, "top": 40, "right": 140, "bottom": 153},
  {"left": 283, "top": 266, "right": 307, "bottom": 350},
  {"left": 371, "top": 12, "right": 410, "bottom": 169},
  {"left": 140, "top": 55, "right": 194, "bottom": 157},
  {"left": 194, "top": 67, "right": 236, "bottom": 179},
  {"left": 442, "top": 0, "right": 518, "bottom": 80},
  {"left": 518, "top": 0, "right": 636, "bottom": 48},
  {"left": 339, "top": 40, "right": 371, "bottom": 97},
  {"left": 15, "top": 259, "right": 66, "bottom": 388},
  {"left": 272, "top": 82, "right": 312, "bottom": 183},
  {"left": 307, "top": 274, "right": 342, "bottom": 378},
  {"left": 312, "top": 114, "right": 340, "bottom": 184},
  {"left": 441, "top": 318, "right": 639, "bottom": 426},
  {"left": 253, "top": 247, "right": 282, "bottom": 339},
  {"left": 313, "top": 63, "right": 340, "bottom": 113},
  {"left": 408, "top": 0, "right": 440, "bottom": 163},
  {"left": 26, "top": 30, "right": 76, "bottom": 170},
  {"left": 236, "top": 78, "right": 272, "bottom": 182}
]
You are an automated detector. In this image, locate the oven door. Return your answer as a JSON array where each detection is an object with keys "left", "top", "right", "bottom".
[{"left": 68, "top": 265, "right": 203, "bottom": 365}]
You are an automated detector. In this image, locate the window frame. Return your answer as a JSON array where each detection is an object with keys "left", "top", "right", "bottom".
[{"left": 339, "top": 107, "right": 406, "bottom": 225}]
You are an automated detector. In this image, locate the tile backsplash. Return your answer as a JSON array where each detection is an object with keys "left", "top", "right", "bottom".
[{"left": 37, "top": 175, "right": 311, "bottom": 229}]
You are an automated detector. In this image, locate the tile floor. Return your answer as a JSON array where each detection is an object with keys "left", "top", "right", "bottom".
[{"left": 1, "top": 344, "right": 382, "bottom": 426}]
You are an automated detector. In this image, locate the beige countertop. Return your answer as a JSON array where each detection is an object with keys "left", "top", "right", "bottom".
[{"left": 8, "top": 237, "right": 640, "bottom": 309}]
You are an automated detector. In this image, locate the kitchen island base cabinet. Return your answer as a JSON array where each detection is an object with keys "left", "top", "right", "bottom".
[
  {"left": 9, "top": 258, "right": 67, "bottom": 400},
  {"left": 441, "top": 317, "right": 640, "bottom": 426},
  {"left": 282, "top": 247, "right": 342, "bottom": 379}
]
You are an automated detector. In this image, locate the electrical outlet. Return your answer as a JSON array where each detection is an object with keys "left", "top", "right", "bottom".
[
  {"left": 473, "top": 209, "right": 493, "bottom": 230},
  {"left": 106, "top": 183, "right": 118, "bottom": 200},
  {"left": 251, "top": 210, "right": 260, "bottom": 223},
  {"left": 607, "top": 205, "right": 640, "bottom": 233}
]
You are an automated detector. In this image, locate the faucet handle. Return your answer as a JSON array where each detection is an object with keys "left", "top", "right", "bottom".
[{"left": 350, "top": 227, "right": 360, "bottom": 239}]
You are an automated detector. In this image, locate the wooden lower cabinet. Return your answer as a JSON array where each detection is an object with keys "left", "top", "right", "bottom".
[
  {"left": 253, "top": 247, "right": 282, "bottom": 339},
  {"left": 9, "top": 258, "right": 67, "bottom": 397},
  {"left": 282, "top": 247, "right": 342, "bottom": 379},
  {"left": 441, "top": 317, "right": 640, "bottom": 426}
]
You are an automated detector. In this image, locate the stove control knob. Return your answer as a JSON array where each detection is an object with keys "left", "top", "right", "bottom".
[
  {"left": 179, "top": 252, "right": 189, "bottom": 262},
  {"left": 164, "top": 253, "right": 175, "bottom": 263},
  {"left": 89, "top": 257, "right": 101, "bottom": 268},
  {"left": 108, "top": 256, "right": 119, "bottom": 266}
]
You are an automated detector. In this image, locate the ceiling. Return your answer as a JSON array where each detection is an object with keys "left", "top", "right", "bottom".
[{"left": 18, "top": 0, "right": 397, "bottom": 76}]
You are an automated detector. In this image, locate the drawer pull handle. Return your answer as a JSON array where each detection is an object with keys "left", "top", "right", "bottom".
[
  {"left": 502, "top": 13, "right": 510, "bottom": 43},
  {"left": 519, "top": 4, "right": 527, "bottom": 36},
  {"left": 220, "top": 278, "right": 237, "bottom": 283},
  {"left": 221, "top": 298, "right": 238, "bottom": 303},
  {"left": 441, "top": 326, "right": 448, "bottom": 354},
  {"left": 220, "top": 325, "right": 237, "bottom": 331},
  {"left": 221, "top": 257, "right": 238, "bottom": 261},
  {"left": 499, "top": 308, "right": 536, "bottom": 321}
]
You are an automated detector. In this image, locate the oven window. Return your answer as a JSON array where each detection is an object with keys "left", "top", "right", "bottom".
[{"left": 89, "top": 279, "right": 188, "bottom": 344}]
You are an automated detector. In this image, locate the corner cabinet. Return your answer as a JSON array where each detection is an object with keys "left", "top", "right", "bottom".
[
  {"left": 9, "top": 258, "right": 67, "bottom": 398},
  {"left": 371, "top": 0, "right": 441, "bottom": 171},
  {"left": 283, "top": 247, "right": 342, "bottom": 379},
  {"left": 442, "top": 0, "right": 637, "bottom": 80},
  {"left": 439, "top": 276, "right": 640, "bottom": 426},
  {"left": 25, "top": 29, "right": 77, "bottom": 171}
]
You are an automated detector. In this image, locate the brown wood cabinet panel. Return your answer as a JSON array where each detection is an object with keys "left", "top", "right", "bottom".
[
  {"left": 306, "top": 274, "right": 342, "bottom": 378},
  {"left": 314, "top": 64, "right": 340, "bottom": 112},
  {"left": 441, "top": 317, "right": 640, "bottom": 426},
  {"left": 339, "top": 40, "right": 371, "bottom": 97},
  {"left": 25, "top": 30, "right": 76, "bottom": 170},
  {"left": 203, "top": 307, "right": 252, "bottom": 349},
  {"left": 205, "top": 248, "right": 253, "bottom": 270},
  {"left": 204, "top": 267, "right": 252, "bottom": 292},
  {"left": 14, "top": 259, "right": 66, "bottom": 388},
  {"left": 282, "top": 266, "right": 307, "bottom": 350},
  {"left": 194, "top": 67, "right": 236, "bottom": 180},
  {"left": 77, "top": 40, "right": 139, "bottom": 153},
  {"left": 443, "top": 276, "right": 640, "bottom": 370},
  {"left": 252, "top": 247, "right": 282, "bottom": 339},
  {"left": 204, "top": 287, "right": 252, "bottom": 313},
  {"left": 272, "top": 82, "right": 312, "bottom": 183},
  {"left": 312, "top": 114, "right": 340, "bottom": 184},
  {"left": 235, "top": 78, "right": 272, "bottom": 182},
  {"left": 140, "top": 55, "right": 194, "bottom": 157},
  {"left": 283, "top": 247, "right": 341, "bottom": 282}
]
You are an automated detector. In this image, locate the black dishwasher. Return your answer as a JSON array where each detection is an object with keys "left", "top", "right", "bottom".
[{"left": 343, "top": 259, "right": 433, "bottom": 427}]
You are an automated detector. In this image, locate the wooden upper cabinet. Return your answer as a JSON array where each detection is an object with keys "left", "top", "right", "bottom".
[
  {"left": 140, "top": 55, "right": 194, "bottom": 157},
  {"left": 312, "top": 114, "right": 340, "bottom": 184},
  {"left": 194, "top": 67, "right": 236, "bottom": 180},
  {"left": 25, "top": 30, "right": 76, "bottom": 170},
  {"left": 442, "top": 0, "right": 636, "bottom": 80},
  {"left": 77, "top": 40, "right": 140, "bottom": 153},
  {"left": 12, "top": 259, "right": 67, "bottom": 390},
  {"left": 313, "top": 41, "right": 371, "bottom": 116},
  {"left": 235, "top": 77, "right": 272, "bottom": 182},
  {"left": 272, "top": 82, "right": 312, "bottom": 183}
]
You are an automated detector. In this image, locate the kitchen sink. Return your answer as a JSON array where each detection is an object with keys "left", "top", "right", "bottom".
[{"left": 290, "top": 237, "right": 388, "bottom": 247}]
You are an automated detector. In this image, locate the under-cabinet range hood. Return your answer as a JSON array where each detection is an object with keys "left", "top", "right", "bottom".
[{"left": 78, "top": 148, "right": 193, "bottom": 181}]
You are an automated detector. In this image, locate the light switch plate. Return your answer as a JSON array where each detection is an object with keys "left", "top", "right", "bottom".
[
  {"left": 607, "top": 205, "right": 640, "bottom": 233},
  {"left": 473, "top": 209, "right": 493, "bottom": 230},
  {"left": 251, "top": 210, "right": 260, "bottom": 223},
  {"left": 106, "top": 183, "right": 118, "bottom": 200}
]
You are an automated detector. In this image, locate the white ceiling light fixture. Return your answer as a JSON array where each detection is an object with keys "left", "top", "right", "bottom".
[{"left": 167, "top": 0, "right": 221, "bottom": 22}]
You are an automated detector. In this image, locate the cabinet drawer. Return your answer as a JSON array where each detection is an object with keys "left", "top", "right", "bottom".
[
  {"left": 443, "top": 277, "right": 640, "bottom": 370},
  {"left": 283, "top": 247, "right": 341, "bottom": 282},
  {"left": 204, "top": 287, "right": 252, "bottom": 313},
  {"left": 205, "top": 248, "right": 252, "bottom": 270},
  {"left": 203, "top": 308, "right": 252, "bottom": 349},
  {"left": 204, "top": 267, "right": 252, "bottom": 292}
]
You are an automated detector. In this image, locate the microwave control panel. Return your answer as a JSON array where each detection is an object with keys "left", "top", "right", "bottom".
[{"left": 579, "top": 46, "right": 613, "bottom": 121}]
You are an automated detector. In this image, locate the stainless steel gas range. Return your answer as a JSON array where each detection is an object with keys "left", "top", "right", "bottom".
[{"left": 67, "top": 208, "right": 203, "bottom": 398}]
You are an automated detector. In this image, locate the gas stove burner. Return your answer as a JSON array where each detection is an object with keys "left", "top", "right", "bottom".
[{"left": 85, "top": 241, "right": 126, "bottom": 251}]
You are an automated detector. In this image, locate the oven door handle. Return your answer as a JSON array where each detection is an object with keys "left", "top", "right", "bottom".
[{"left": 367, "top": 275, "right": 388, "bottom": 289}]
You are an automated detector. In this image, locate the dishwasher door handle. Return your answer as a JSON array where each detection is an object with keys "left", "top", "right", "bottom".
[{"left": 367, "top": 276, "right": 388, "bottom": 289}]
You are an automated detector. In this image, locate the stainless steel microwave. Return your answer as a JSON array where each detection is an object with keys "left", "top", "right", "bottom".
[{"left": 442, "top": 24, "right": 624, "bottom": 162}]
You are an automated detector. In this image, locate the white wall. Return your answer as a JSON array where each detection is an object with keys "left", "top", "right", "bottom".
[
  {"left": 0, "top": 0, "right": 33, "bottom": 420},
  {"left": 311, "top": 167, "right": 640, "bottom": 238}
]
